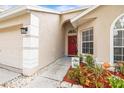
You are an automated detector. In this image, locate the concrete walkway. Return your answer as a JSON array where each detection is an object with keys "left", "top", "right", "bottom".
[
  {"left": 0, "top": 68, "right": 20, "bottom": 85},
  {"left": 26, "top": 57, "right": 71, "bottom": 88}
]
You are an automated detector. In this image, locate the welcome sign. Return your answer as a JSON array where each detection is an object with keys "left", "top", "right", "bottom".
[{"left": 71, "top": 57, "right": 80, "bottom": 68}]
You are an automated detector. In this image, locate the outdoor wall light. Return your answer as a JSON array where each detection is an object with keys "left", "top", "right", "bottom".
[{"left": 20, "top": 27, "right": 28, "bottom": 34}]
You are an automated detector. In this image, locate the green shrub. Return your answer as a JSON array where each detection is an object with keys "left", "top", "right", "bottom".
[
  {"left": 67, "top": 66, "right": 87, "bottom": 85},
  {"left": 92, "top": 64, "right": 104, "bottom": 88},
  {"left": 76, "top": 53, "right": 83, "bottom": 62},
  {"left": 119, "top": 65, "right": 124, "bottom": 75},
  {"left": 115, "top": 64, "right": 124, "bottom": 75},
  {"left": 67, "top": 70, "right": 75, "bottom": 80},
  {"left": 79, "top": 54, "right": 83, "bottom": 62},
  {"left": 85, "top": 55, "right": 94, "bottom": 67},
  {"left": 67, "top": 67, "right": 80, "bottom": 80},
  {"left": 95, "top": 81, "right": 104, "bottom": 88},
  {"left": 79, "top": 76, "right": 86, "bottom": 85},
  {"left": 94, "top": 64, "right": 103, "bottom": 77},
  {"left": 108, "top": 76, "right": 124, "bottom": 88}
]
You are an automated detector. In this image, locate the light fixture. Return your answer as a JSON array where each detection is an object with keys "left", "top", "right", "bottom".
[{"left": 20, "top": 27, "right": 28, "bottom": 34}]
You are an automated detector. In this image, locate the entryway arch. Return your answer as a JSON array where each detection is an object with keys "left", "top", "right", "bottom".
[{"left": 62, "top": 20, "right": 78, "bottom": 56}]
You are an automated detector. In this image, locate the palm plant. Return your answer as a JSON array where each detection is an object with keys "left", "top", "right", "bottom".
[{"left": 85, "top": 55, "right": 94, "bottom": 67}]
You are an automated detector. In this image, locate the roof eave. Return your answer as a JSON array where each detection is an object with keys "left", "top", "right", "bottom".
[
  {"left": 61, "top": 6, "right": 89, "bottom": 14},
  {"left": 0, "top": 5, "right": 100, "bottom": 22},
  {"left": 70, "top": 5, "right": 100, "bottom": 24},
  {"left": 0, "top": 5, "right": 61, "bottom": 21},
  {"left": 26, "top": 6, "right": 61, "bottom": 14},
  {"left": 0, "top": 6, "right": 29, "bottom": 21}
]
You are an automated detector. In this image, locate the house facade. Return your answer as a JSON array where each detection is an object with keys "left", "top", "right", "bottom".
[
  {"left": 0, "top": 5, "right": 124, "bottom": 76},
  {"left": 71, "top": 5, "right": 124, "bottom": 65}
]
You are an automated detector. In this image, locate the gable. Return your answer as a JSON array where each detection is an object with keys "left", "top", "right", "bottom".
[{"left": 71, "top": 5, "right": 124, "bottom": 27}]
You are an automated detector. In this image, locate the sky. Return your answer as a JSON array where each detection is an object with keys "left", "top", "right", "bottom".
[
  {"left": 40, "top": 5, "right": 87, "bottom": 11},
  {"left": 0, "top": 5, "right": 90, "bottom": 11}
]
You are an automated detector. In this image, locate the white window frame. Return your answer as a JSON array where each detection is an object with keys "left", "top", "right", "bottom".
[
  {"left": 110, "top": 13, "right": 124, "bottom": 65},
  {"left": 113, "top": 29, "right": 124, "bottom": 62},
  {"left": 81, "top": 27, "right": 93, "bottom": 55}
]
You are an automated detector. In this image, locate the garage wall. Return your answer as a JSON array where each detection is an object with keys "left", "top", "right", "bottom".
[
  {"left": 0, "top": 25, "right": 23, "bottom": 69},
  {"left": 0, "top": 14, "right": 30, "bottom": 72},
  {"left": 31, "top": 11, "right": 65, "bottom": 70},
  {"left": 0, "top": 14, "right": 30, "bottom": 29}
]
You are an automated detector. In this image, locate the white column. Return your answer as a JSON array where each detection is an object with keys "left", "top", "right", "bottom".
[{"left": 23, "top": 14, "right": 39, "bottom": 76}]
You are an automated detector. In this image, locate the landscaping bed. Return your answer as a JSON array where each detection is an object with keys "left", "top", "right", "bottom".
[{"left": 62, "top": 55, "right": 124, "bottom": 88}]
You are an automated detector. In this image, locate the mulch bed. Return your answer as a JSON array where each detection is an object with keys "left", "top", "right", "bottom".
[{"left": 63, "top": 63, "right": 124, "bottom": 88}]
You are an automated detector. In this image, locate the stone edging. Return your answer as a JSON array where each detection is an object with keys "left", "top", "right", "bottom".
[
  {"left": 60, "top": 81, "right": 83, "bottom": 88},
  {"left": 0, "top": 73, "right": 38, "bottom": 88}
]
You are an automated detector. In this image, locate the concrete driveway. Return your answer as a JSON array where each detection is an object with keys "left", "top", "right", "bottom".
[
  {"left": 26, "top": 57, "right": 71, "bottom": 88},
  {"left": 0, "top": 68, "right": 20, "bottom": 85}
]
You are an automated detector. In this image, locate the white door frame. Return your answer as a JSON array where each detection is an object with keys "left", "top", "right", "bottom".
[{"left": 110, "top": 13, "right": 124, "bottom": 65}]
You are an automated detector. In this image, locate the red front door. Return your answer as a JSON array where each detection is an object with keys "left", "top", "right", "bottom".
[{"left": 68, "top": 36, "right": 77, "bottom": 56}]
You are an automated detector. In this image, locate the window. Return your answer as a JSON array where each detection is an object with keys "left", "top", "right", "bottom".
[
  {"left": 114, "top": 15, "right": 124, "bottom": 62},
  {"left": 82, "top": 28, "right": 93, "bottom": 54},
  {"left": 114, "top": 30, "right": 124, "bottom": 62},
  {"left": 68, "top": 29, "right": 76, "bottom": 34}
]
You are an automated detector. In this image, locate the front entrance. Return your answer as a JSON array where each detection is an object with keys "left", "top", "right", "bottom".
[{"left": 68, "top": 35, "right": 77, "bottom": 56}]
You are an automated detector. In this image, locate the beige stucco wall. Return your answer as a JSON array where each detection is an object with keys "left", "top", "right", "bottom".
[
  {"left": 31, "top": 11, "right": 65, "bottom": 70},
  {"left": 77, "top": 5, "right": 124, "bottom": 63}
]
